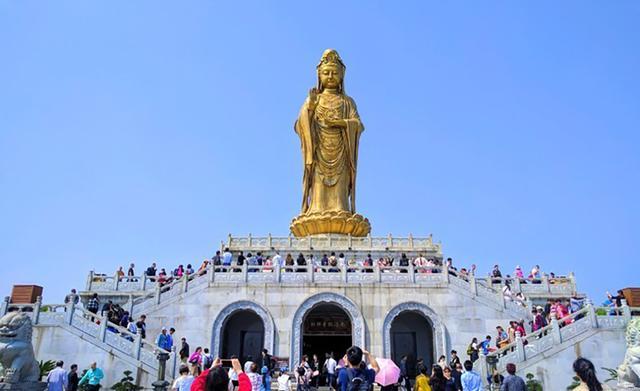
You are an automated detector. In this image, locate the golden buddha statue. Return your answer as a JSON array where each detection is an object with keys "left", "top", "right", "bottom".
[{"left": 290, "top": 49, "right": 371, "bottom": 237}]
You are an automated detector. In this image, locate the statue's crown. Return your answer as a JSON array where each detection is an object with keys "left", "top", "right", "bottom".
[{"left": 317, "top": 49, "right": 345, "bottom": 70}]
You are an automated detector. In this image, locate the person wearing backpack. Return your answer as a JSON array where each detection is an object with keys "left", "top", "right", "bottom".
[{"left": 337, "top": 346, "right": 380, "bottom": 391}]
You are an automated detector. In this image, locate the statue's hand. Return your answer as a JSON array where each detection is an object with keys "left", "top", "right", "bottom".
[
  {"left": 308, "top": 88, "right": 319, "bottom": 111},
  {"left": 324, "top": 119, "right": 347, "bottom": 128}
]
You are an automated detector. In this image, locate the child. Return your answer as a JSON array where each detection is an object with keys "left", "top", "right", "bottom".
[
  {"left": 277, "top": 371, "right": 292, "bottom": 391},
  {"left": 295, "top": 366, "right": 309, "bottom": 391}
]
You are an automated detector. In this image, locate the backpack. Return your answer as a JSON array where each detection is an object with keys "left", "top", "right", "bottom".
[
  {"left": 203, "top": 354, "right": 213, "bottom": 369},
  {"left": 466, "top": 343, "right": 474, "bottom": 356},
  {"left": 345, "top": 368, "right": 371, "bottom": 391}
]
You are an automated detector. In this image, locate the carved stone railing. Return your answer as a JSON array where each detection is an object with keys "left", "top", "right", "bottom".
[
  {"left": 0, "top": 296, "right": 177, "bottom": 380},
  {"left": 475, "top": 303, "right": 632, "bottom": 384},
  {"left": 224, "top": 234, "right": 442, "bottom": 253},
  {"left": 85, "top": 272, "right": 157, "bottom": 292}
]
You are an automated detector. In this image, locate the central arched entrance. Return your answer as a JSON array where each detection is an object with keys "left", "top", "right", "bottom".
[
  {"left": 302, "top": 303, "right": 352, "bottom": 361},
  {"left": 222, "top": 310, "right": 265, "bottom": 363},
  {"left": 390, "top": 311, "right": 434, "bottom": 377}
]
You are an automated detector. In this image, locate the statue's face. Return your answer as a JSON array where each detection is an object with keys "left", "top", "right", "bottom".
[{"left": 319, "top": 64, "right": 343, "bottom": 90}]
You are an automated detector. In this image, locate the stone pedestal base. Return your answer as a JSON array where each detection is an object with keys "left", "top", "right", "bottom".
[
  {"left": 0, "top": 382, "right": 47, "bottom": 391},
  {"left": 290, "top": 210, "right": 371, "bottom": 237}
]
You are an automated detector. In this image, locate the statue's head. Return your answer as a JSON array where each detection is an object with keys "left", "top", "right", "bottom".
[
  {"left": 0, "top": 311, "right": 33, "bottom": 342},
  {"left": 317, "top": 49, "right": 345, "bottom": 93}
]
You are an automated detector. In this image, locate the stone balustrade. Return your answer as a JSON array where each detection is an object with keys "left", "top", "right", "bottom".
[
  {"left": 476, "top": 303, "right": 633, "bottom": 383},
  {"left": 0, "top": 296, "right": 178, "bottom": 380}
]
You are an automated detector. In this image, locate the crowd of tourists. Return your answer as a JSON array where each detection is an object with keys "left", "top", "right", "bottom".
[{"left": 44, "top": 348, "right": 613, "bottom": 391}]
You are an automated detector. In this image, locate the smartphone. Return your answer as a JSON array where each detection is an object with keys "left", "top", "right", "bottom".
[{"left": 221, "top": 359, "right": 233, "bottom": 367}]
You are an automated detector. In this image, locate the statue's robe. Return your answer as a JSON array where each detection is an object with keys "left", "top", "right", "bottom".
[{"left": 294, "top": 93, "right": 364, "bottom": 214}]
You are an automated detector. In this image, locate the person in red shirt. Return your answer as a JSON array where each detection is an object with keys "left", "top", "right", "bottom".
[{"left": 191, "top": 358, "right": 250, "bottom": 391}]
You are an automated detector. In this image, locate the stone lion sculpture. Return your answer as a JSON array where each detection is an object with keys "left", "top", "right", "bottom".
[
  {"left": 618, "top": 317, "right": 640, "bottom": 388},
  {"left": 0, "top": 311, "right": 40, "bottom": 383}
]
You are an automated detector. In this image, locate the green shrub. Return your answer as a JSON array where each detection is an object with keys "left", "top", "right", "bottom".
[{"left": 110, "top": 370, "right": 142, "bottom": 391}]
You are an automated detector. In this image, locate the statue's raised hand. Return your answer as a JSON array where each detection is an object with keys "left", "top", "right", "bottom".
[{"left": 308, "top": 87, "right": 319, "bottom": 111}]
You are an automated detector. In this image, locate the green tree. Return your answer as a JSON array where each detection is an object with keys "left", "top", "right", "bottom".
[
  {"left": 110, "top": 370, "right": 142, "bottom": 391},
  {"left": 525, "top": 373, "right": 543, "bottom": 391},
  {"left": 39, "top": 360, "right": 57, "bottom": 379}
]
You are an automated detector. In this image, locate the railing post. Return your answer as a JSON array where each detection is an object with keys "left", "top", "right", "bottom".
[
  {"left": 309, "top": 262, "right": 315, "bottom": 283},
  {"left": 568, "top": 272, "right": 576, "bottom": 295},
  {"left": 182, "top": 275, "right": 188, "bottom": 293},
  {"left": 243, "top": 262, "right": 248, "bottom": 283},
  {"left": 550, "top": 313, "right": 562, "bottom": 344},
  {"left": 268, "top": 233, "right": 272, "bottom": 248},
  {"left": 622, "top": 299, "right": 632, "bottom": 322},
  {"left": 542, "top": 274, "right": 551, "bottom": 293},
  {"left": 155, "top": 285, "right": 161, "bottom": 305},
  {"left": 341, "top": 264, "right": 348, "bottom": 283},
  {"left": 498, "top": 286, "right": 506, "bottom": 308},
  {"left": 87, "top": 271, "right": 94, "bottom": 291},
  {"left": 442, "top": 264, "right": 450, "bottom": 284},
  {"left": 478, "top": 354, "right": 488, "bottom": 386},
  {"left": 587, "top": 304, "right": 598, "bottom": 328},
  {"left": 409, "top": 233, "right": 414, "bottom": 249},
  {"left": 409, "top": 262, "right": 416, "bottom": 283},
  {"left": 209, "top": 263, "right": 216, "bottom": 283},
  {"left": 348, "top": 234, "right": 352, "bottom": 249},
  {"left": 515, "top": 331, "right": 525, "bottom": 361},
  {"left": 470, "top": 275, "right": 478, "bottom": 296},
  {"left": 134, "top": 333, "right": 142, "bottom": 359},
  {"left": 171, "top": 346, "right": 178, "bottom": 379},
  {"left": 99, "top": 313, "right": 108, "bottom": 342},
  {"left": 288, "top": 234, "right": 292, "bottom": 248},
  {"left": 141, "top": 275, "right": 148, "bottom": 291},
  {"left": 513, "top": 277, "right": 521, "bottom": 293},
  {"left": 114, "top": 272, "right": 120, "bottom": 290},
  {"left": 276, "top": 261, "right": 282, "bottom": 283},
  {"left": 375, "top": 264, "right": 382, "bottom": 283},
  {"left": 33, "top": 296, "right": 42, "bottom": 325},
  {"left": 0, "top": 296, "right": 9, "bottom": 316},
  {"left": 153, "top": 351, "right": 171, "bottom": 391},
  {"left": 248, "top": 233, "right": 252, "bottom": 248}
]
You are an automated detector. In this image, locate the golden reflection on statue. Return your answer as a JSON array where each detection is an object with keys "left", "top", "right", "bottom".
[{"left": 290, "top": 49, "right": 371, "bottom": 237}]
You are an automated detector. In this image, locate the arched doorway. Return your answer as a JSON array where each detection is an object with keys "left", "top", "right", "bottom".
[
  {"left": 302, "top": 303, "right": 352, "bottom": 362},
  {"left": 390, "top": 311, "right": 434, "bottom": 377},
  {"left": 222, "top": 310, "right": 265, "bottom": 363}
]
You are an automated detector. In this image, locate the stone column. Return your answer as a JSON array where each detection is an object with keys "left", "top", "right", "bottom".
[
  {"left": 33, "top": 296, "right": 42, "bottom": 325},
  {"left": 114, "top": 272, "right": 120, "bottom": 290},
  {"left": 155, "top": 285, "right": 162, "bottom": 305},
  {"left": 87, "top": 271, "right": 94, "bottom": 291},
  {"left": 99, "top": 313, "right": 109, "bottom": 342},
  {"left": 133, "top": 334, "right": 143, "bottom": 360},
  {"left": 550, "top": 313, "right": 562, "bottom": 344},
  {"left": 152, "top": 351, "right": 171, "bottom": 391},
  {"left": 0, "top": 296, "right": 9, "bottom": 316},
  {"left": 470, "top": 275, "right": 478, "bottom": 296}
]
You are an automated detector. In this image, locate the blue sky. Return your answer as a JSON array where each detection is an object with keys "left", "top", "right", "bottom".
[{"left": 1, "top": 1, "right": 638, "bottom": 302}]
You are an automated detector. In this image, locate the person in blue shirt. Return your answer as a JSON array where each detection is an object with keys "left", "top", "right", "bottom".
[
  {"left": 337, "top": 346, "right": 380, "bottom": 391},
  {"left": 166, "top": 327, "right": 175, "bottom": 351},
  {"left": 78, "top": 362, "right": 104, "bottom": 391},
  {"left": 480, "top": 335, "right": 492, "bottom": 355},
  {"left": 460, "top": 360, "right": 482, "bottom": 391}
]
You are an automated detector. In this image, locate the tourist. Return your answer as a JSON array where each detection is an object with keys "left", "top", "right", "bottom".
[
  {"left": 261, "top": 349, "right": 273, "bottom": 372},
  {"left": 491, "top": 265, "right": 502, "bottom": 284},
  {"left": 263, "top": 256, "right": 274, "bottom": 273},
  {"left": 68, "top": 364, "right": 79, "bottom": 391},
  {"left": 202, "top": 348, "right": 213, "bottom": 369},
  {"left": 398, "top": 253, "right": 409, "bottom": 272},
  {"left": 480, "top": 336, "right": 492, "bottom": 355},
  {"left": 78, "top": 362, "right": 104, "bottom": 391},
  {"left": 399, "top": 355, "right": 410, "bottom": 390},
  {"left": 296, "top": 253, "right": 307, "bottom": 272},
  {"left": 442, "top": 367, "right": 456, "bottom": 391},
  {"left": 607, "top": 290, "right": 626, "bottom": 316},
  {"left": 156, "top": 327, "right": 170, "bottom": 350},
  {"left": 248, "top": 363, "right": 263, "bottom": 391},
  {"left": 338, "top": 253, "right": 346, "bottom": 268},
  {"left": 125, "top": 318, "right": 137, "bottom": 341},
  {"left": 329, "top": 253, "right": 339, "bottom": 272},
  {"left": 180, "top": 337, "right": 190, "bottom": 363},
  {"left": 496, "top": 326, "right": 508, "bottom": 349},
  {"left": 116, "top": 266, "right": 125, "bottom": 280},
  {"left": 502, "top": 282, "right": 513, "bottom": 301},
  {"left": 212, "top": 251, "right": 223, "bottom": 268},
  {"left": 530, "top": 265, "right": 541, "bottom": 281},
  {"left": 158, "top": 268, "right": 169, "bottom": 286},
  {"left": 460, "top": 360, "right": 481, "bottom": 391},
  {"left": 466, "top": 338, "right": 479, "bottom": 363},
  {"left": 199, "top": 259, "right": 210, "bottom": 275},
  {"left": 64, "top": 289, "right": 79, "bottom": 307},
  {"left": 488, "top": 368, "right": 503, "bottom": 391},
  {"left": 189, "top": 346, "right": 204, "bottom": 368},
  {"left": 175, "top": 264, "right": 185, "bottom": 278},
  {"left": 136, "top": 314, "right": 147, "bottom": 339},
  {"left": 146, "top": 262, "right": 157, "bottom": 281},
  {"left": 295, "top": 365, "right": 310, "bottom": 391},
  {"left": 167, "top": 327, "right": 175, "bottom": 349},
  {"left": 337, "top": 346, "right": 379, "bottom": 391},
  {"left": 127, "top": 263, "right": 136, "bottom": 281},
  {"left": 514, "top": 266, "right": 524, "bottom": 281},
  {"left": 277, "top": 371, "right": 292, "bottom": 391},
  {"left": 532, "top": 307, "right": 546, "bottom": 332},
  {"left": 245, "top": 355, "right": 255, "bottom": 373},
  {"left": 272, "top": 251, "right": 283, "bottom": 269},
  {"left": 572, "top": 358, "right": 610, "bottom": 391},
  {"left": 449, "top": 350, "right": 461, "bottom": 369},
  {"left": 246, "top": 253, "right": 258, "bottom": 272},
  {"left": 46, "top": 360, "right": 68, "bottom": 391},
  {"left": 500, "top": 363, "right": 525, "bottom": 391},
  {"left": 172, "top": 364, "right": 195, "bottom": 391},
  {"left": 191, "top": 357, "right": 250, "bottom": 391},
  {"left": 437, "top": 355, "right": 446, "bottom": 370},
  {"left": 428, "top": 365, "right": 445, "bottom": 391},
  {"left": 452, "top": 363, "right": 463, "bottom": 391},
  {"left": 310, "top": 354, "right": 321, "bottom": 388},
  {"left": 86, "top": 293, "right": 100, "bottom": 320},
  {"left": 514, "top": 293, "right": 526, "bottom": 307},
  {"left": 285, "top": 253, "right": 295, "bottom": 272},
  {"left": 415, "top": 364, "right": 431, "bottom": 391},
  {"left": 186, "top": 264, "right": 194, "bottom": 275},
  {"left": 229, "top": 355, "right": 240, "bottom": 391},
  {"left": 237, "top": 251, "right": 246, "bottom": 268},
  {"left": 223, "top": 248, "right": 233, "bottom": 267},
  {"left": 324, "top": 352, "right": 337, "bottom": 390}
]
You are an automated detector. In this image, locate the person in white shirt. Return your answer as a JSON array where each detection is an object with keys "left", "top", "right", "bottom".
[
  {"left": 46, "top": 361, "right": 68, "bottom": 391},
  {"left": 273, "top": 251, "right": 283, "bottom": 268},
  {"left": 244, "top": 356, "right": 255, "bottom": 374},
  {"left": 324, "top": 353, "right": 337, "bottom": 390},
  {"left": 413, "top": 254, "right": 427, "bottom": 273},
  {"left": 277, "top": 372, "right": 292, "bottom": 391},
  {"left": 229, "top": 355, "right": 240, "bottom": 391},
  {"left": 172, "top": 365, "right": 194, "bottom": 391}
]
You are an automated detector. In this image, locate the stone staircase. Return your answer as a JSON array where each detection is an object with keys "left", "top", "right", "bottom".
[
  {"left": 474, "top": 304, "right": 632, "bottom": 384},
  {"left": 1, "top": 300, "right": 177, "bottom": 383}
]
